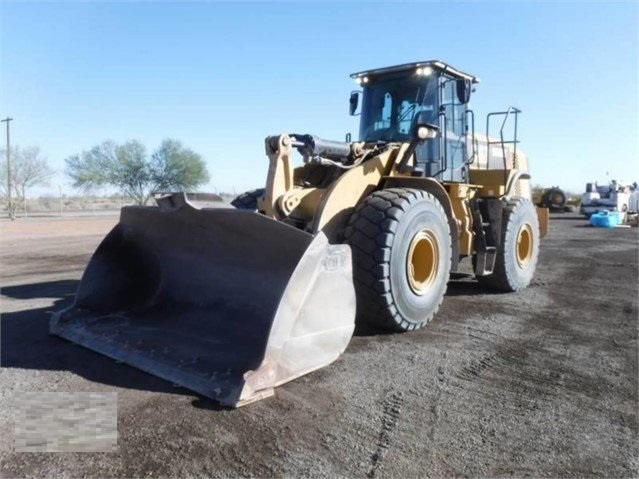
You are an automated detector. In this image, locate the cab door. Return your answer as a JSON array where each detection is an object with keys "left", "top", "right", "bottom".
[{"left": 440, "top": 77, "right": 468, "bottom": 183}]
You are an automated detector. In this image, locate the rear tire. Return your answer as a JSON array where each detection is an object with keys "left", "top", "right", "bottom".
[
  {"left": 231, "top": 188, "right": 264, "bottom": 211},
  {"left": 344, "top": 188, "right": 451, "bottom": 332},
  {"left": 477, "top": 199, "right": 539, "bottom": 292}
]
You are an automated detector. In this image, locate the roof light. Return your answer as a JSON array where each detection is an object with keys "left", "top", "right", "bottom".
[
  {"left": 362, "top": 76, "right": 369, "bottom": 84},
  {"left": 417, "top": 66, "right": 433, "bottom": 76},
  {"left": 355, "top": 77, "right": 362, "bottom": 85}
]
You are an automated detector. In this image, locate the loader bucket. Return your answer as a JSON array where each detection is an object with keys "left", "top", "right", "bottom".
[{"left": 51, "top": 193, "right": 355, "bottom": 407}]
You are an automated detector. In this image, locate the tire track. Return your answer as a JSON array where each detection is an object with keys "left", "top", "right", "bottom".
[{"left": 368, "top": 391, "right": 404, "bottom": 478}]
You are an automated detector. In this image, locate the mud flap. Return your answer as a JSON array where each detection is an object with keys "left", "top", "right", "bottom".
[
  {"left": 51, "top": 194, "right": 355, "bottom": 407},
  {"left": 536, "top": 206, "right": 549, "bottom": 238}
]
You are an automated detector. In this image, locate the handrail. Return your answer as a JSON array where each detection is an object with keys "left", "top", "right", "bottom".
[
  {"left": 466, "top": 109, "right": 477, "bottom": 165},
  {"left": 431, "top": 111, "right": 448, "bottom": 178},
  {"left": 485, "top": 107, "right": 521, "bottom": 187}
]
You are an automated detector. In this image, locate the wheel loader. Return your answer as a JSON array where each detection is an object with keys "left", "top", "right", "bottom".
[{"left": 51, "top": 60, "right": 549, "bottom": 407}]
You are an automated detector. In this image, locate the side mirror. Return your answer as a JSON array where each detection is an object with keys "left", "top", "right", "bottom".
[
  {"left": 349, "top": 91, "right": 361, "bottom": 116},
  {"left": 456, "top": 79, "right": 472, "bottom": 104}
]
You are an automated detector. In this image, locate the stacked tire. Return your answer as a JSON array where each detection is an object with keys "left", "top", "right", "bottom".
[{"left": 231, "top": 188, "right": 264, "bottom": 211}]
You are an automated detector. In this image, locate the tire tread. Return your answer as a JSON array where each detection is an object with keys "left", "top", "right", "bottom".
[
  {"left": 344, "top": 188, "right": 451, "bottom": 332},
  {"left": 477, "top": 198, "right": 539, "bottom": 292}
]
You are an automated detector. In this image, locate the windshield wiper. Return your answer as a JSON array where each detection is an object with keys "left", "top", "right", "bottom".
[{"left": 398, "top": 104, "right": 417, "bottom": 123}]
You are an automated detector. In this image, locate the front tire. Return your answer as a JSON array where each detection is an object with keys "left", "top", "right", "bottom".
[
  {"left": 344, "top": 188, "right": 452, "bottom": 332},
  {"left": 477, "top": 199, "right": 540, "bottom": 292}
]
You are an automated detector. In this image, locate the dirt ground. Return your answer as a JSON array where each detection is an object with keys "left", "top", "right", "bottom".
[{"left": 0, "top": 214, "right": 637, "bottom": 478}]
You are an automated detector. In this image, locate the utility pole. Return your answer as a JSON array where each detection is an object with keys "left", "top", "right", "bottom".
[{"left": 1, "top": 117, "right": 13, "bottom": 219}]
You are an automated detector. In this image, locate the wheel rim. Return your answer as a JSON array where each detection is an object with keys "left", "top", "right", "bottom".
[
  {"left": 516, "top": 223, "right": 533, "bottom": 268},
  {"left": 406, "top": 229, "right": 439, "bottom": 295}
]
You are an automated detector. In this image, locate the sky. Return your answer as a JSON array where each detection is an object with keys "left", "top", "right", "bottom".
[{"left": 1, "top": 1, "right": 638, "bottom": 197}]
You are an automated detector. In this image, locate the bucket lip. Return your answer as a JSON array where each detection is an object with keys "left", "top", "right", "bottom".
[
  {"left": 120, "top": 195, "right": 315, "bottom": 238},
  {"left": 152, "top": 192, "right": 238, "bottom": 212},
  {"left": 50, "top": 309, "right": 247, "bottom": 406}
]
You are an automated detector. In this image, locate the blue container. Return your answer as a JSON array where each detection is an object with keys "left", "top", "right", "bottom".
[{"left": 589, "top": 211, "right": 622, "bottom": 228}]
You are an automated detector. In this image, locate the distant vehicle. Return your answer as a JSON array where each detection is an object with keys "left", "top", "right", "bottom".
[
  {"left": 580, "top": 180, "right": 631, "bottom": 218},
  {"left": 629, "top": 182, "right": 639, "bottom": 214}
]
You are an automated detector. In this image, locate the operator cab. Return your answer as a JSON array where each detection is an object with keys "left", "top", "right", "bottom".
[{"left": 350, "top": 60, "right": 478, "bottom": 183}]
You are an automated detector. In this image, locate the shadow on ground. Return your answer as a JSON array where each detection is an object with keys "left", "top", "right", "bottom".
[
  {"left": 353, "top": 276, "right": 498, "bottom": 337},
  {"left": 2, "top": 279, "right": 79, "bottom": 300},
  {"left": 445, "top": 279, "right": 501, "bottom": 297},
  {"left": 547, "top": 214, "right": 583, "bottom": 221},
  {"left": 1, "top": 275, "right": 504, "bottom": 405},
  {"left": 0, "top": 279, "right": 227, "bottom": 409}
]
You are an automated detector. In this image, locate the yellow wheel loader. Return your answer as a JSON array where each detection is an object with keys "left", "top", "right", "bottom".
[{"left": 51, "top": 60, "right": 549, "bottom": 407}]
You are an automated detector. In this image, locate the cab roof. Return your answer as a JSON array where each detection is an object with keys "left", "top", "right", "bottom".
[{"left": 350, "top": 60, "right": 479, "bottom": 83}]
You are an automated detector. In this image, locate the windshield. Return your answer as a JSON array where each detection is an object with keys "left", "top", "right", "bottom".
[{"left": 359, "top": 72, "right": 438, "bottom": 142}]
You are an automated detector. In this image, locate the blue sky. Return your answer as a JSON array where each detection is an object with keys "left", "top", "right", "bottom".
[{"left": 1, "top": 1, "right": 637, "bottom": 196}]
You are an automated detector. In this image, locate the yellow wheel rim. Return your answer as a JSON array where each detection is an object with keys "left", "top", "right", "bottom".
[
  {"left": 406, "top": 229, "right": 439, "bottom": 295},
  {"left": 516, "top": 223, "right": 533, "bottom": 268}
]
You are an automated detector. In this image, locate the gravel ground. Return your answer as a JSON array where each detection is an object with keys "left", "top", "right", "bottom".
[{"left": 0, "top": 214, "right": 637, "bottom": 478}]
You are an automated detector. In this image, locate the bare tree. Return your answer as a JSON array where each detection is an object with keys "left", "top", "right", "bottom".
[{"left": 0, "top": 146, "right": 54, "bottom": 219}]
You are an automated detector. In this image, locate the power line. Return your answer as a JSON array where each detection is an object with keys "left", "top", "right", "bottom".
[{"left": 1, "top": 117, "right": 14, "bottom": 219}]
